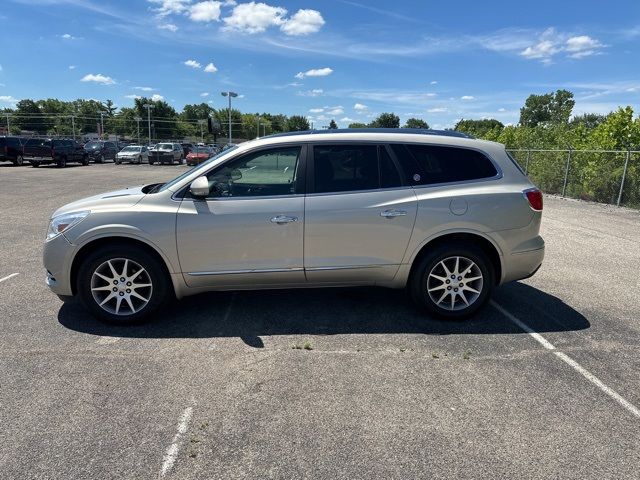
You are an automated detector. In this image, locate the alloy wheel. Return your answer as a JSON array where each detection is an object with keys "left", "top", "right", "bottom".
[
  {"left": 90, "top": 258, "right": 153, "bottom": 315},
  {"left": 426, "top": 256, "right": 484, "bottom": 311}
]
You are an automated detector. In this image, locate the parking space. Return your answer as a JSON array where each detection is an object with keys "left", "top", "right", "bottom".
[{"left": 0, "top": 164, "right": 639, "bottom": 479}]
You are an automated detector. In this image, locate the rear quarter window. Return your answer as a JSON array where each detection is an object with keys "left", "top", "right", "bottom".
[{"left": 391, "top": 144, "right": 498, "bottom": 185}]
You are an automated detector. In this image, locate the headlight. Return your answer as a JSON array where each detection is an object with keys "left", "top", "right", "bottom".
[{"left": 47, "top": 211, "right": 90, "bottom": 240}]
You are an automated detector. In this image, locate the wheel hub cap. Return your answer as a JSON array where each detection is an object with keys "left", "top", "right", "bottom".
[
  {"left": 90, "top": 258, "right": 152, "bottom": 315},
  {"left": 426, "top": 256, "right": 483, "bottom": 311}
]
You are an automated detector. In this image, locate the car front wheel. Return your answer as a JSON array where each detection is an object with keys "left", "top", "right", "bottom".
[
  {"left": 14, "top": 155, "right": 24, "bottom": 166},
  {"left": 410, "top": 242, "right": 493, "bottom": 319},
  {"left": 77, "top": 245, "right": 170, "bottom": 324}
]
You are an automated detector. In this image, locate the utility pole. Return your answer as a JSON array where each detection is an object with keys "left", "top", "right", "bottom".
[
  {"left": 220, "top": 91, "right": 238, "bottom": 145},
  {"left": 71, "top": 115, "right": 76, "bottom": 141},
  {"left": 5, "top": 113, "right": 10, "bottom": 135},
  {"left": 134, "top": 117, "right": 142, "bottom": 145},
  {"left": 143, "top": 104, "right": 154, "bottom": 145},
  {"left": 198, "top": 119, "right": 206, "bottom": 143},
  {"left": 99, "top": 112, "right": 106, "bottom": 139}
]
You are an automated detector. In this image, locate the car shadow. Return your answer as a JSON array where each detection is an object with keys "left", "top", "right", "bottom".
[{"left": 58, "top": 282, "right": 589, "bottom": 347}]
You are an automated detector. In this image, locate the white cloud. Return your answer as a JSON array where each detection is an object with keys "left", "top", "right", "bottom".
[
  {"left": 461, "top": 95, "right": 475, "bottom": 101},
  {"left": 134, "top": 86, "right": 156, "bottom": 91},
  {"left": 149, "top": 0, "right": 191, "bottom": 17},
  {"left": 204, "top": 62, "right": 218, "bottom": 73},
  {"left": 281, "top": 9, "right": 324, "bottom": 36},
  {"left": 294, "top": 67, "right": 333, "bottom": 79},
  {"left": 158, "top": 23, "right": 178, "bottom": 32},
  {"left": 326, "top": 106, "right": 344, "bottom": 115},
  {"left": 81, "top": 73, "right": 116, "bottom": 85},
  {"left": 309, "top": 108, "right": 324, "bottom": 113},
  {"left": 68, "top": 65, "right": 76, "bottom": 70},
  {"left": 190, "top": 1, "right": 222, "bottom": 22},
  {"left": 430, "top": 80, "right": 438, "bottom": 85},
  {"left": 519, "top": 28, "right": 605, "bottom": 63},
  {"left": 61, "top": 33, "right": 79, "bottom": 40},
  {"left": 427, "top": 107, "right": 447, "bottom": 113},
  {"left": 151, "top": 94, "right": 165, "bottom": 101},
  {"left": 298, "top": 88, "right": 324, "bottom": 97},
  {"left": 184, "top": 59, "right": 202, "bottom": 68},
  {"left": 125, "top": 94, "right": 141, "bottom": 99},
  {"left": 565, "top": 35, "right": 604, "bottom": 58},
  {"left": 340, "top": 117, "right": 355, "bottom": 123},
  {"left": 201, "top": 92, "right": 210, "bottom": 97},
  {"left": 354, "top": 103, "right": 368, "bottom": 111},
  {"left": 498, "top": 107, "right": 506, "bottom": 112},
  {"left": 0, "top": 95, "right": 18, "bottom": 104},
  {"left": 223, "top": 2, "right": 287, "bottom": 34}
]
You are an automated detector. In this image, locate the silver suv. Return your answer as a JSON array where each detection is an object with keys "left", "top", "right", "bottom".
[{"left": 43, "top": 130, "right": 544, "bottom": 323}]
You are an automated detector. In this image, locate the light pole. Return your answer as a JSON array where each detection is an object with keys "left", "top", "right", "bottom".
[
  {"left": 5, "top": 113, "right": 10, "bottom": 135},
  {"left": 134, "top": 117, "right": 142, "bottom": 145},
  {"left": 143, "top": 104, "right": 154, "bottom": 145},
  {"left": 220, "top": 91, "right": 238, "bottom": 145},
  {"left": 198, "top": 119, "right": 206, "bottom": 143},
  {"left": 99, "top": 112, "right": 107, "bottom": 139}
]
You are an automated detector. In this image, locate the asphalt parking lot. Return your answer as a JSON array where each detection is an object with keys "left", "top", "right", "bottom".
[{"left": 1, "top": 162, "right": 639, "bottom": 479}]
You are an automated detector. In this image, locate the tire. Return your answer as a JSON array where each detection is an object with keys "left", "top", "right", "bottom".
[
  {"left": 179, "top": 156, "right": 184, "bottom": 165},
  {"left": 57, "top": 156, "right": 67, "bottom": 168},
  {"left": 149, "top": 159, "right": 155, "bottom": 165},
  {"left": 137, "top": 156, "right": 142, "bottom": 164},
  {"left": 76, "top": 244, "right": 170, "bottom": 324},
  {"left": 82, "top": 155, "right": 89, "bottom": 166},
  {"left": 115, "top": 159, "right": 121, "bottom": 165},
  {"left": 14, "top": 155, "right": 24, "bottom": 166},
  {"left": 410, "top": 241, "right": 494, "bottom": 319},
  {"left": 98, "top": 154, "right": 104, "bottom": 164},
  {"left": 31, "top": 161, "right": 40, "bottom": 168}
]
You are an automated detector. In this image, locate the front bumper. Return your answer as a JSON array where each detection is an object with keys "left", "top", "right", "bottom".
[{"left": 43, "top": 233, "right": 75, "bottom": 296}]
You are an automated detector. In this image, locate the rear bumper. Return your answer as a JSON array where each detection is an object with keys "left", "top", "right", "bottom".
[{"left": 502, "top": 245, "right": 545, "bottom": 284}]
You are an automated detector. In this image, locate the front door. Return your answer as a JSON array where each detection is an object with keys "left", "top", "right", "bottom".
[
  {"left": 177, "top": 145, "right": 306, "bottom": 288},
  {"left": 304, "top": 144, "right": 417, "bottom": 284}
]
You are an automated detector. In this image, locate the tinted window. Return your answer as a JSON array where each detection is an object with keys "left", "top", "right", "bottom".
[
  {"left": 379, "top": 146, "right": 402, "bottom": 189},
  {"left": 390, "top": 144, "right": 497, "bottom": 185},
  {"left": 314, "top": 145, "right": 392, "bottom": 193},
  {"left": 205, "top": 146, "right": 300, "bottom": 198}
]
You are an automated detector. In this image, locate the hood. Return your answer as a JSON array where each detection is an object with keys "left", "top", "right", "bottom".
[{"left": 52, "top": 185, "right": 146, "bottom": 217}]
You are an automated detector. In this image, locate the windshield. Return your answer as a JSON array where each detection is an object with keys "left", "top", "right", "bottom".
[
  {"left": 85, "top": 141, "right": 101, "bottom": 149},
  {"left": 158, "top": 143, "right": 172, "bottom": 151},
  {"left": 157, "top": 145, "right": 239, "bottom": 193},
  {"left": 121, "top": 146, "right": 141, "bottom": 152},
  {"left": 192, "top": 147, "right": 210, "bottom": 154}
]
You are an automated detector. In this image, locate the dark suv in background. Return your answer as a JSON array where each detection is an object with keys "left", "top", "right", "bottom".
[
  {"left": 0, "top": 137, "right": 26, "bottom": 165},
  {"left": 84, "top": 141, "right": 118, "bottom": 163}
]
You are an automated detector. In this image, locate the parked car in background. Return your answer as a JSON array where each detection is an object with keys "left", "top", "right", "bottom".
[
  {"left": 116, "top": 145, "right": 149, "bottom": 164},
  {"left": 149, "top": 143, "right": 184, "bottom": 165},
  {"left": 0, "top": 136, "right": 26, "bottom": 165},
  {"left": 24, "top": 138, "right": 88, "bottom": 168},
  {"left": 42, "top": 129, "right": 544, "bottom": 323},
  {"left": 186, "top": 146, "right": 214, "bottom": 166},
  {"left": 181, "top": 143, "right": 194, "bottom": 156},
  {"left": 84, "top": 141, "right": 118, "bottom": 163}
]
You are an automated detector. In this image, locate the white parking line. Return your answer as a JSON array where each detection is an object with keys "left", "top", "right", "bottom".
[
  {"left": 0, "top": 273, "right": 19, "bottom": 283},
  {"left": 491, "top": 300, "right": 640, "bottom": 419},
  {"left": 159, "top": 405, "right": 194, "bottom": 477}
]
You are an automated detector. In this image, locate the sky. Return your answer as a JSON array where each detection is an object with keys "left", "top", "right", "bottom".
[{"left": 0, "top": 0, "right": 639, "bottom": 128}]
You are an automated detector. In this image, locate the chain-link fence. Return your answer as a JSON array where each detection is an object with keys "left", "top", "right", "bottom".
[{"left": 507, "top": 149, "right": 639, "bottom": 208}]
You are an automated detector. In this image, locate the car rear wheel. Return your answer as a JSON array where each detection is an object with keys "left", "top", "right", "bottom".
[
  {"left": 410, "top": 242, "right": 493, "bottom": 319},
  {"left": 77, "top": 245, "right": 170, "bottom": 324},
  {"left": 82, "top": 155, "right": 89, "bottom": 166},
  {"left": 56, "top": 156, "right": 67, "bottom": 168},
  {"left": 137, "top": 156, "right": 142, "bottom": 164},
  {"left": 115, "top": 158, "right": 121, "bottom": 165},
  {"left": 97, "top": 154, "right": 104, "bottom": 163},
  {"left": 14, "top": 155, "right": 24, "bottom": 166},
  {"left": 31, "top": 161, "right": 40, "bottom": 168}
]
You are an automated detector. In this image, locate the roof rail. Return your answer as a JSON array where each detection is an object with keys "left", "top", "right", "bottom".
[{"left": 265, "top": 128, "right": 474, "bottom": 139}]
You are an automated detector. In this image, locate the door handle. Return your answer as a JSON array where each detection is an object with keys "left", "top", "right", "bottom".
[
  {"left": 380, "top": 209, "right": 407, "bottom": 218},
  {"left": 270, "top": 215, "right": 298, "bottom": 224}
]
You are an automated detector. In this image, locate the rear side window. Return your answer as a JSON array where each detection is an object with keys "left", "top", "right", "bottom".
[
  {"left": 390, "top": 144, "right": 498, "bottom": 186},
  {"left": 313, "top": 144, "right": 402, "bottom": 193}
]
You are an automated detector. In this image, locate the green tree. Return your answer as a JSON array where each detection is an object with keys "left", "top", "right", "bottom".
[
  {"left": 328, "top": 119, "right": 338, "bottom": 129},
  {"left": 14, "top": 99, "right": 44, "bottom": 133},
  {"left": 455, "top": 119, "right": 504, "bottom": 138},
  {"left": 369, "top": 112, "right": 400, "bottom": 128},
  {"left": 519, "top": 89, "right": 575, "bottom": 127},
  {"left": 570, "top": 113, "right": 606, "bottom": 130},
  {"left": 348, "top": 122, "right": 368, "bottom": 128},
  {"left": 403, "top": 118, "right": 429, "bottom": 129},
  {"left": 286, "top": 115, "right": 310, "bottom": 132}
]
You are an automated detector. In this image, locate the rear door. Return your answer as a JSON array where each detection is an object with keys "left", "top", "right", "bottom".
[{"left": 304, "top": 143, "right": 418, "bottom": 284}]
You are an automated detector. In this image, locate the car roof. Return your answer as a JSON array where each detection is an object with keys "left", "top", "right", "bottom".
[{"left": 266, "top": 128, "right": 473, "bottom": 139}]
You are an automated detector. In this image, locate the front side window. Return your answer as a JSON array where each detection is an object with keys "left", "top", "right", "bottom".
[
  {"left": 312, "top": 144, "right": 402, "bottom": 193},
  {"left": 205, "top": 146, "right": 301, "bottom": 198}
]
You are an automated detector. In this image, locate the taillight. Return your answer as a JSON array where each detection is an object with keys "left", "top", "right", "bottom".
[{"left": 523, "top": 188, "right": 543, "bottom": 211}]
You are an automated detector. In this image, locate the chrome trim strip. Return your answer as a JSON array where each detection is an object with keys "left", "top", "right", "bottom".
[
  {"left": 305, "top": 265, "right": 390, "bottom": 271},
  {"left": 187, "top": 267, "right": 304, "bottom": 276}
]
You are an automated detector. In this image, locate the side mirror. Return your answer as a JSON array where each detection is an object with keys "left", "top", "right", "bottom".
[{"left": 189, "top": 176, "right": 210, "bottom": 198}]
